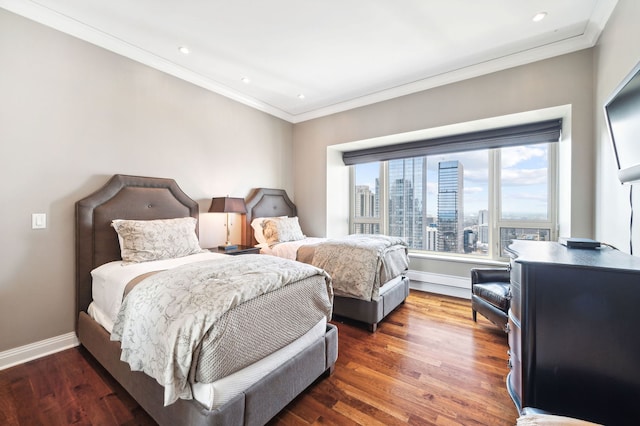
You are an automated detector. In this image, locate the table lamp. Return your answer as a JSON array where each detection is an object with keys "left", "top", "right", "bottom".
[{"left": 209, "top": 196, "right": 246, "bottom": 250}]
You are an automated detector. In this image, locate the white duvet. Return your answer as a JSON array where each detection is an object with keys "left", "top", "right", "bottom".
[
  {"left": 110, "top": 255, "right": 329, "bottom": 406},
  {"left": 91, "top": 252, "right": 224, "bottom": 330},
  {"left": 88, "top": 252, "right": 327, "bottom": 410},
  {"left": 258, "top": 237, "right": 325, "bottom": 259}
]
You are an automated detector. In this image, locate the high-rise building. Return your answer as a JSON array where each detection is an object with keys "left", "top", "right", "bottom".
[
  {"left": 478, "top": 209, "right": 489, "bottom": 244},
  {"left": 425, "top": 226, "right": 438, "bottom": 251},
  {"left": 353, "top": 184, "right": 379, "bottom": 234},
  {"left": 437, "top": 160, "right": 464, "bottom": 253},
  {"left": 388, "top": 158, "right": 425, "bottom": 249},
  {"left": 354, "top": 185, "right": 375, "bottom": 217}
]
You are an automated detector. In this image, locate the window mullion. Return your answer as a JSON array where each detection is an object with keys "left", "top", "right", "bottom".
[
  {"left": 489, "top": 149, "right": 499, "bottom": 259},
  {"left": 381, "top": 161, "right": 388, "bottom": 235}
]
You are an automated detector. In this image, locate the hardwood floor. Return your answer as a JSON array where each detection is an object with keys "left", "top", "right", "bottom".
[{"left": 0, "top": 290, "right": 518, "bottom": 425}]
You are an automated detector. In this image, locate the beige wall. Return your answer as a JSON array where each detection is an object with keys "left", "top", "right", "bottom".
[
  {"left": 0, "top": 9, "right": 294, "bottom": 352},
  {"left": 594, "top": 0, "right": 640, "bottom": 251},
  {"left": 4, "top": 0, "right": 638, "bottom": 355},
  {"left": 293, "top": 49, "right": 596, "bottom": 277}
]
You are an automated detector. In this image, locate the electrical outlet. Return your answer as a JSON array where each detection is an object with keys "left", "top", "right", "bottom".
[{"left": 32, "top": 213, "right": 46, "bottom": 229}]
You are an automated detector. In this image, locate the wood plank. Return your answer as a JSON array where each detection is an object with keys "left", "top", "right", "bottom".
[{"left": 0, "top": 290, "right": 518, "bottom": 425}]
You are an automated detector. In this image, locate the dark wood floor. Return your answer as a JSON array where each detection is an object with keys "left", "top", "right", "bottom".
[{"left": 0, "top": 290, "right": 518, "bottom": 425}]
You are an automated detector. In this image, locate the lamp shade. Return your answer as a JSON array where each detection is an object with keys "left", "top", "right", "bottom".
[{"left": 209, "top": 197, "right": 246, "bottom": 214}]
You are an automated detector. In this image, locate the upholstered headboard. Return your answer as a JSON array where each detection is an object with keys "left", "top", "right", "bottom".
[
  {"left": 75, "top": 174, "right": 199, "bottom": 321},
  {"left": 243, "top": 188, "right": 297, "bottom": 246}
]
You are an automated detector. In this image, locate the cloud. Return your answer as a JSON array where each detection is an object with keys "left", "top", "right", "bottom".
[
  {"left": 465, "top": 186, "right": 484, "bottom": 193},
  {"left": 502, "top": 146, "right": 547, "bottom": 168},
  {"left": 501, "top": 167, "right": 547, "bottom": 185},
  {"left": 464, "top": 168, "right": 488, "bottom": 182}
]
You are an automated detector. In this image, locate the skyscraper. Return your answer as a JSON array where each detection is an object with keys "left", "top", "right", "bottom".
[
  {"left": 354, "top": 184, "right": 379, "bottom": 234},
  {"left": 388, "top": 158, "right": 425, "bottom": 249},
  {"left": 437, "top": 160, "right": 464, "bottom": 253},
  {"left": 478, "top": 209, "right": 489, "bottom": 244}
]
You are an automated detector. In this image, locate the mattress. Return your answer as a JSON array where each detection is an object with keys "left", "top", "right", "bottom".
[{"left": 378, "top": 275, "right": 404, "bottom": 296}]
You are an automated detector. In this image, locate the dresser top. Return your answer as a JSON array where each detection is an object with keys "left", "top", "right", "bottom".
[{"left": 506, "top": 240, "right": 640, "bottom": 272}]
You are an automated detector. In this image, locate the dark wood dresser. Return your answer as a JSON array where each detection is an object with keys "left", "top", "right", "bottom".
[{"left": 506, "top": 240, "right": 640, "bottom": 425}]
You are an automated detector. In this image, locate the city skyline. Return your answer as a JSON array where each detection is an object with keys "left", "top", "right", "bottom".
[{"left": 354, "top": 144, "right": 549, "bottom": 219}]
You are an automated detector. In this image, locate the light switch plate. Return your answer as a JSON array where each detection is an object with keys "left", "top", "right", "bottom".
[{"left": 32, "top": 213, "right": 46, "bottom": 229}]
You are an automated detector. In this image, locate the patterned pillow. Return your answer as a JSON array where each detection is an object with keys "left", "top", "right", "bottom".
[
  {"left": 251, "top": 216, "right": 287, "bottom": 245},
  {"left": 262, "top": 217, "right": 305, "bottom": 245},
  {"left": 112, "top": 217, "right": 204, "bottom": 264}
]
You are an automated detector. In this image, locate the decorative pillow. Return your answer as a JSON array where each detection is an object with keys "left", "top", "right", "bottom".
[
  {"left": 251, "top": 216, "right": 287, "bottom": 245},
  {"left": 111, "top": 217, "right": 204, "bottom": 264},
  {"left": 262, "top": 216, "right": 305, "bottom": 245}
]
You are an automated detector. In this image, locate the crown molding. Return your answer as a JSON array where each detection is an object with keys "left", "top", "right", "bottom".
[{"left": 1, "top": 0, "right": 618, "bottom": 124}]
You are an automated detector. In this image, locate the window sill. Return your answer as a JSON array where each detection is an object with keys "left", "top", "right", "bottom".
[{"left": 408, "top": 250, "right": 508, "bottom": 267}]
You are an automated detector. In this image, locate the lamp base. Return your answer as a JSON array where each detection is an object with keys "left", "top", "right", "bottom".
[{"left": 218, "top": 244, "right": 238, "bottom": 251}]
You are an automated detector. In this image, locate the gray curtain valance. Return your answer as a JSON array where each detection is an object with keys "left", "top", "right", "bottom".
[{"left": 342, "top": 119, "right": 562, "bottom": 165}]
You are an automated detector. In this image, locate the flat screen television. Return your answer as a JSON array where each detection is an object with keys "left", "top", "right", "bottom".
[{"left": 604, "top": 60, "right": 640, "bottom": 184}]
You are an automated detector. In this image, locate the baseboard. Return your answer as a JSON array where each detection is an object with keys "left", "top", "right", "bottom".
[
  {"left": 0, "top": 332, "right": 80, "bottom": 370},
  {"left": 410, "top": 281, "right": 471, "bottom": 299},
  {"left": 407, "top": 270, "right": 471, "bottom": 299}
]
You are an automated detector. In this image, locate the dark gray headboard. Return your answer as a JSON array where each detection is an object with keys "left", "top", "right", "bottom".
[
  {"left": 243, "top": 188, "right": 297, "bottom": 246},
  {"left": 75, "top": 174, "right": 199, "bottom": 325}
]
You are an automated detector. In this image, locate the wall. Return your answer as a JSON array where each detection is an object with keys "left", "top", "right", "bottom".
[
  {"left": 4, "top": 1, "right": 634, "bottom": 359},
  {"left": 0, "top": 9, "right": 293, "bottom": 353},
  {"left": 293, "top": 49, "right": 595, "bottom": 279},
  {"left": 594, "top": 0, "right": 640, "bottom": 252}
]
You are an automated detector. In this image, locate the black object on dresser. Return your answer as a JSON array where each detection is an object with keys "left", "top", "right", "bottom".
[{"left": 506, "top": 240, "right": 640, "bottom": 425}]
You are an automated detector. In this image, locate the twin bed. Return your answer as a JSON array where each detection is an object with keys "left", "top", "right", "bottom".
[
  {"left": 75, "top": 175, "right": 337, "bottom": 426},
  {"left": 75, "top": 175, "right": 410, "bottom": 425},
  {"left": 244, "top": 188, "right": 410, "bottom": 332}
]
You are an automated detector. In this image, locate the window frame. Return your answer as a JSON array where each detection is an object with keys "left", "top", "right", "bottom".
[{"left": 349, "top": 143, "right": 558, "bottom": 261}]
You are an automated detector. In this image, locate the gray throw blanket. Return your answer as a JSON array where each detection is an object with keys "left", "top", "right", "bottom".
[{"left": 110, "top": 254, "right": 331, "bottom": 406}]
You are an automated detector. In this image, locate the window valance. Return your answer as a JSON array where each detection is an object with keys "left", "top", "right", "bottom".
[{"left": 342, "top": 119, "right": 562, "bottom": 165}]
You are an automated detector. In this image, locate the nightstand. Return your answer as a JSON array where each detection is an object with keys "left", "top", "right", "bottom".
[{"left": 207, "top": 245, "right": 260, "bottom": 255}]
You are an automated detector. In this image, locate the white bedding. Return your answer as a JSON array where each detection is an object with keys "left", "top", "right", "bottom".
[
  {"left": 258, "top": 237, "right": 325, "bottom": 260},
  {"left": 88, "top": 252, "right": 327, "bottom": 410},
  {"left": 112, "top": 255, "right": 329, "bottom": 405},
  {"left": 91, "top": 251, "right": 224, "bottom": 327}
]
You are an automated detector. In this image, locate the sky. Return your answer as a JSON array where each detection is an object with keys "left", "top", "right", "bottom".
[{"left": 354, "top": 144, "right": 549, "bottom": 220}]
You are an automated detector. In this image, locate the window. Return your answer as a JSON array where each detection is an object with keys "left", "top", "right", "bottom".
[
  {"left": 349, "top": 142, "right": 557, "bottom": 260},
  {"left": 353, "top": 162, "right": 381, "bottom": 234}
]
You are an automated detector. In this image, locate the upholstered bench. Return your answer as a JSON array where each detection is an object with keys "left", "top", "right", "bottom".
[{"left": 470, "top": 267, "right": 511, "bottom": 332}]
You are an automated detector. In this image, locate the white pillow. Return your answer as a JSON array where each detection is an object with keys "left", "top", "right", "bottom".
[
  {"left": 262, "top": 216, "right": 306, "bottom": 245},
  {"left": 251, "top": 216, "right": 287, "bottom": 245},
  {"left": 111, "top": 217, "right": 204, "bottom": 264}
]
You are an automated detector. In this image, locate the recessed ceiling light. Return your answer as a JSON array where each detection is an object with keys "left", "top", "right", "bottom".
[
  {"left": 297, "top": 94, "right": 306, "bottom": 100},
  {"left": 241, "top": 76, "right": 251, "bottom": 84},
  {"left": 178, "top": 46, "right": 190, "bottom": 55},
  {"left": 532, "top": 12, "right": 547, "bottom": 22}
]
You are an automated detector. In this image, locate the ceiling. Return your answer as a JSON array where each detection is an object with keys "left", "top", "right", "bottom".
[{"left": 3, "top": 0, "right": 618, "bottom": 123}]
